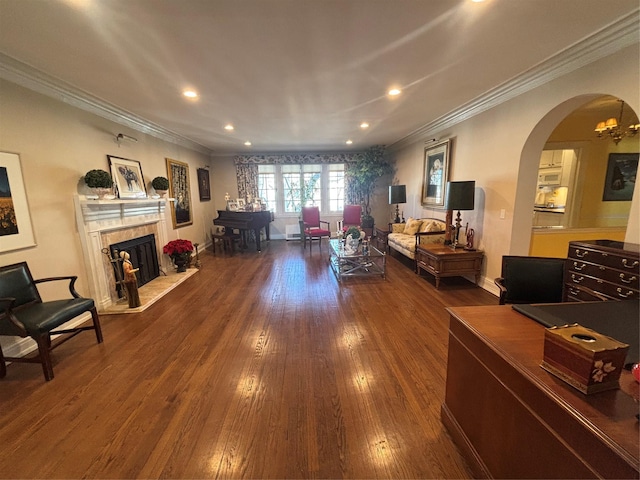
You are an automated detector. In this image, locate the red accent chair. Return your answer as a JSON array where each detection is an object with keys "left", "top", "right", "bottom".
[
  {"left": 338, "top": 204, "right": 362, "bottom": 233},
  {"left": 301, "top": 206, "right": 331, "bottom": 250}
]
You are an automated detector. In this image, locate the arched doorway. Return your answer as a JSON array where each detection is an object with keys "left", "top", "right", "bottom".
[{"left": 512, "top": 94, "right": 639, "bottom": 257}]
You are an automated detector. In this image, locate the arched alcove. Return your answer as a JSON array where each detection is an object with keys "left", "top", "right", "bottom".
[{"left": 512, "top": 94, "right": 639, "bottom": 256}]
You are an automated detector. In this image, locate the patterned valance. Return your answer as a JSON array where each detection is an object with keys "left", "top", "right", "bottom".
[{"left": 234, "top": 152, "right": 366, "bottom": 165}]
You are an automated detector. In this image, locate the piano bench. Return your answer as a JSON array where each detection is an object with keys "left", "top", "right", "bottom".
[{"left": 212, "top": 232, "right": 241, "bottom": 255}]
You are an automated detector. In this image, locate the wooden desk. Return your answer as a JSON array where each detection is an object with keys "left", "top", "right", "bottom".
[
  {"left": 416, "top": 245, "right": 483, "bottom": 287},
  {"left": 442, "top": 305, "right": 639, "bottom": 479}
]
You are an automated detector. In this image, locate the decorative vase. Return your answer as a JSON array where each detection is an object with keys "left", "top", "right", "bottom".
[
  {"left": 155, "top": 190, "right": 168, "bottom": 198},
  {"left": 93, "top": 187, "right": 112, "bottom": 199},
  {"left": 173, "top": 254, "right": 189, "bottom": 272}
]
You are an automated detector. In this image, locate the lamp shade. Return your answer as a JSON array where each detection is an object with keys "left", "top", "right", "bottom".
[
  {"left": 445, "top": 181, "right": 475, "bottom": 211},
  {"left": 389, "top": 185, "right": 407, "bottom": 204}
]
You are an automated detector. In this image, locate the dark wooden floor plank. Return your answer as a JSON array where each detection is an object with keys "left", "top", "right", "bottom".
[{"left": 0, "top": 240, "right": 497, "bottom": 479}]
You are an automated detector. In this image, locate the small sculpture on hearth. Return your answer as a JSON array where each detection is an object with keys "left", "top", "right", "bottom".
[{"left": 120, "top": 251, "right": 141, "bottom": 308}]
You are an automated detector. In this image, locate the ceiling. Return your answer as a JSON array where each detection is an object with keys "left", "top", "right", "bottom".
[{"left": 0, "top": 0, "right": 638, "bottom": 154}]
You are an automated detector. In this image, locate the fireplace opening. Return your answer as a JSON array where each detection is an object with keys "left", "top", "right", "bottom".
[{"left": 109, "top": 234, "right": 160, "bottom": 298}]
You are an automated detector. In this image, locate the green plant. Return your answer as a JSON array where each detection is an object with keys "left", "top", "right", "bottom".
[
  {"left": 152, "top": 176, "right": 169, "bottom": 191},
  {"left": 345, "top": 226, "right": 361, "bottom": 240},
  {"left": 84, "top": 169, "right": 113, "bottom": 189},
  {"left": 346, "top": 145, "right": 394, "bottom": 219}
]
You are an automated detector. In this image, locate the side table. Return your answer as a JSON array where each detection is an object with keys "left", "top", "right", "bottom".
[
  {"left": 374, "top": 227, "right": 389, "bottom": 252},
  {"left": 416, "top": 244, "right": 483, "bottom": 288}
]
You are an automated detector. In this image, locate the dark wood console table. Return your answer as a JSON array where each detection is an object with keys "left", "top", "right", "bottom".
[
  {"left": 442, "top": 305, "right": 639, "bottom": 479},
  {"left": 416, "top": 245, "right": 483, "bottom": 287}
]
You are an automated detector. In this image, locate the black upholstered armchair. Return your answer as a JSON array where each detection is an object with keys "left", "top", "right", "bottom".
[
  {"left": 494, "top": 255, "right": 566, "bottom": 305},
  {"left": 0, "top": 262, "right": 103, "bottom": 381}
]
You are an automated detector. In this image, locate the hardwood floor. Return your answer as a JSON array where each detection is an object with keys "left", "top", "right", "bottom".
[{"left": 0, "top": 240, "right": 497, "bottom": 479}]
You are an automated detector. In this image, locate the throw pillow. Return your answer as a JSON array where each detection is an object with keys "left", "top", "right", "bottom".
[
  {"left": 425, "top": 221, "right": 443, "bottom": 232},
  {"left": 403, "top": 218, "right": 423, "bottom": 235}
]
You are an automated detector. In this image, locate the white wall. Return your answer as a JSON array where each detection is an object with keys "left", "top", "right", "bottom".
[{"left": 390, "top": 43, "right": 640, "bottom": 293}]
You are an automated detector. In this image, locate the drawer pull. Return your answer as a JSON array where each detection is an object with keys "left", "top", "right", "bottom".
[
  {"left": 619, "top": 274, "right": 637, "bottom": 284},
  {"left": 568, "top": 288, "right": 580, "bottom": 296},
  {"left": 575, "top": 249, "right": 588, "bottom": 258},
  {"left": 572, "top": 262, "right": 585, "bottom": 271},
  {"left": 622, "top": 259, "right": 639, "bottom": 269},
  {"left": 571, "top": 274, "right": 584, "bottom": 284},
  {"left": 616, "top": 288, "right": 634, "bottom": 299}
]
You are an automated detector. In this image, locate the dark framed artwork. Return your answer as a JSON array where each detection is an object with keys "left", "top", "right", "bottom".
[
  {"left": 0, "top": 151, "right": 36, "bottom": 253},
  {"left": 197, "top": 168, "right": 211, "bottom": 201},
  {"left": 108, "top": 155, "right": 147, "bottom": 199},
  {"left": 422, "top": 139, "right": 451, "bottom": 207},
  {"left": 602, "top": 153, "right": 638, "bottom": 202},
  {"left": 166, "top": 158, "right": 193, "bottom": 228}
]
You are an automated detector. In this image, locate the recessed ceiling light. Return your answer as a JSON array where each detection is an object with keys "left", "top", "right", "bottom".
[
  {"left": 346, "top": 139, "right": 353, "bottom": 145},
  {"left": 224, "top": 124, "right": 234, "bottom": 131},
  {"left": 183, "top": 89, "right": 198, "bottom": 98},
  {"left": 471, "top": 0, "right": 485, "bottom": 3},
  {"left": 244, "top": 141, "right": 252, "bottom": 146},
  {"left": 360, "top": 122, "right": 369, "bottom": 129},
  {"left": 388, "top": 88, "right": 401, "bottom": 96}
]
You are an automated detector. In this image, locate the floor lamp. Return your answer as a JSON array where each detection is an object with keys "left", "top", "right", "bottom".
[
  {"left": 389, "top": 185, "right": 407, "bottom": 223},
  {"left": 444, "top": 181, "right": 475, "bottom": 248}
]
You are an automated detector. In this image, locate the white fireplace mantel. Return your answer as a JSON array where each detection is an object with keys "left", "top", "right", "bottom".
[{"left": 73, "top": 195, "right": 171, "bottom": 310}]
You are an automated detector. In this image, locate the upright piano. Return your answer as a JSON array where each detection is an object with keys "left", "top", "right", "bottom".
[{"left": 213, "top": 210, "right": 273, "bottom": 252}]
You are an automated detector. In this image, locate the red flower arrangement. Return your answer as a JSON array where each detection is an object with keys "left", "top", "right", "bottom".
[{"left": 163, "top": 239, "right": 194, "bottom": 257}]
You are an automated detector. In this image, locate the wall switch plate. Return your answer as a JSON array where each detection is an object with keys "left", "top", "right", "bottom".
[{"left": 500, "top": 209, "right": 506, "bottom": 219}]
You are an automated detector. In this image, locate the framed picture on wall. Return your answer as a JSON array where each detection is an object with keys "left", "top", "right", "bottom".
[
  {"left": 108, "top": 155, "right": 147, "bottom": 199},
  {"left": 0, "top": 151, "right": 36, "bottom": 253},
  {"left": 422, "top": 139, "right": 451, "bottom": 207},
  {"left": 197, "top": 168, "right": 211, "bottom": 201},
  {"left": 602, "top": 152, "right": 639, "bottom": 202},
  {"left": 166, "top": 158, "right": 193, "bottom": 228}
]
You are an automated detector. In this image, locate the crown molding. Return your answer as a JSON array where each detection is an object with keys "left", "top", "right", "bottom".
[
  {"left": 389, "top": 10, "right": 640, "bottom": 152},
  {"left": 0, "top": 53, "right": 213, "bottom": 156}
]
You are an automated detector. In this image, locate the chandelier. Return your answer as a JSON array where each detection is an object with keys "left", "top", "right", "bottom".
[{"left": 594, "top": 100, "right": 640, "bottom": 144}]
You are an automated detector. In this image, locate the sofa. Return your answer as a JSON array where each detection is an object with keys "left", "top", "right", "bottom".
[{"left": 386, "top": 217, "right": 447, "bottom": 261}]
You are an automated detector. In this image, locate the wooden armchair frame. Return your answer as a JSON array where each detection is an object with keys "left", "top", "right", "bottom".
[{"left": 0, "top": 262, "right": 103, "bottom": 381}]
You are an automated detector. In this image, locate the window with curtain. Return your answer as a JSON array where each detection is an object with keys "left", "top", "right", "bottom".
[{"left": 258, "top": 163, "right": 344, "bottom": 214}]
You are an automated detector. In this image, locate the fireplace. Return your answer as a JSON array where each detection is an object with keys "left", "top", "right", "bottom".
[
  {"left": 109, "top": 234, "right": 160, "bottom": 298},
  {"left": 74, "top": 195, "right": 172, "bottom": 310}
]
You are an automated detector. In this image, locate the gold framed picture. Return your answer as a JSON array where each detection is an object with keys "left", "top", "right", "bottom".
[
  {"left": 422, "top": 139, "right": 451, "bottom": 207},
  {"left": 166, "top": 158, "right": 193, "bottom": 228}
]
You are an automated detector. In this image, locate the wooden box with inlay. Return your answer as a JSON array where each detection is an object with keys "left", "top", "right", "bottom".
[{"left": 541, "top": 324, "right": 629, "bottom": 394}]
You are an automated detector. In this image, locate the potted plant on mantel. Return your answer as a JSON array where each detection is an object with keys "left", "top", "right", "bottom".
[
  {"left": 151, "top": 176, "right": 170, "bottom": 197},
  {"left": 346, "top": 145, "right": 394, "bottom": 237},
  {"left": 84, "top": 169, "right": 113, "bottom": 199}
]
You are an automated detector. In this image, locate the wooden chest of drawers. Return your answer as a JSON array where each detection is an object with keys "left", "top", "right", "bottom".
[{"left": 564, "top": 240, "right": 639, "bottom": 302}]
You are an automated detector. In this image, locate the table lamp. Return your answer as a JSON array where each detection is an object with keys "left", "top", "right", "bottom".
[
  {"left": 444, "top": 181, "right": 475, "bottom": 248},
  {"left": 389, "top": 185, "right": 407, "bottom": 223}
]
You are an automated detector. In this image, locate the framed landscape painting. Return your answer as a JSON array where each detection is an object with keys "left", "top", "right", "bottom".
[
  {"left": 0, "top": 151, "right": 36, "bottom": 253},
  {"left": 422, "top": 139, "right": 451, "bottom": 207},
  {"left": 166, "top": 158, "right": 193, "bottom": 228},
  {"left": 108, "top": 155, "right": 147, "bottom": 199}
]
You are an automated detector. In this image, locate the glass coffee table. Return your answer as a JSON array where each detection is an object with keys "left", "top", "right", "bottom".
[{"left": 328, "top": 239, "right": 386, "bottom": 282}]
